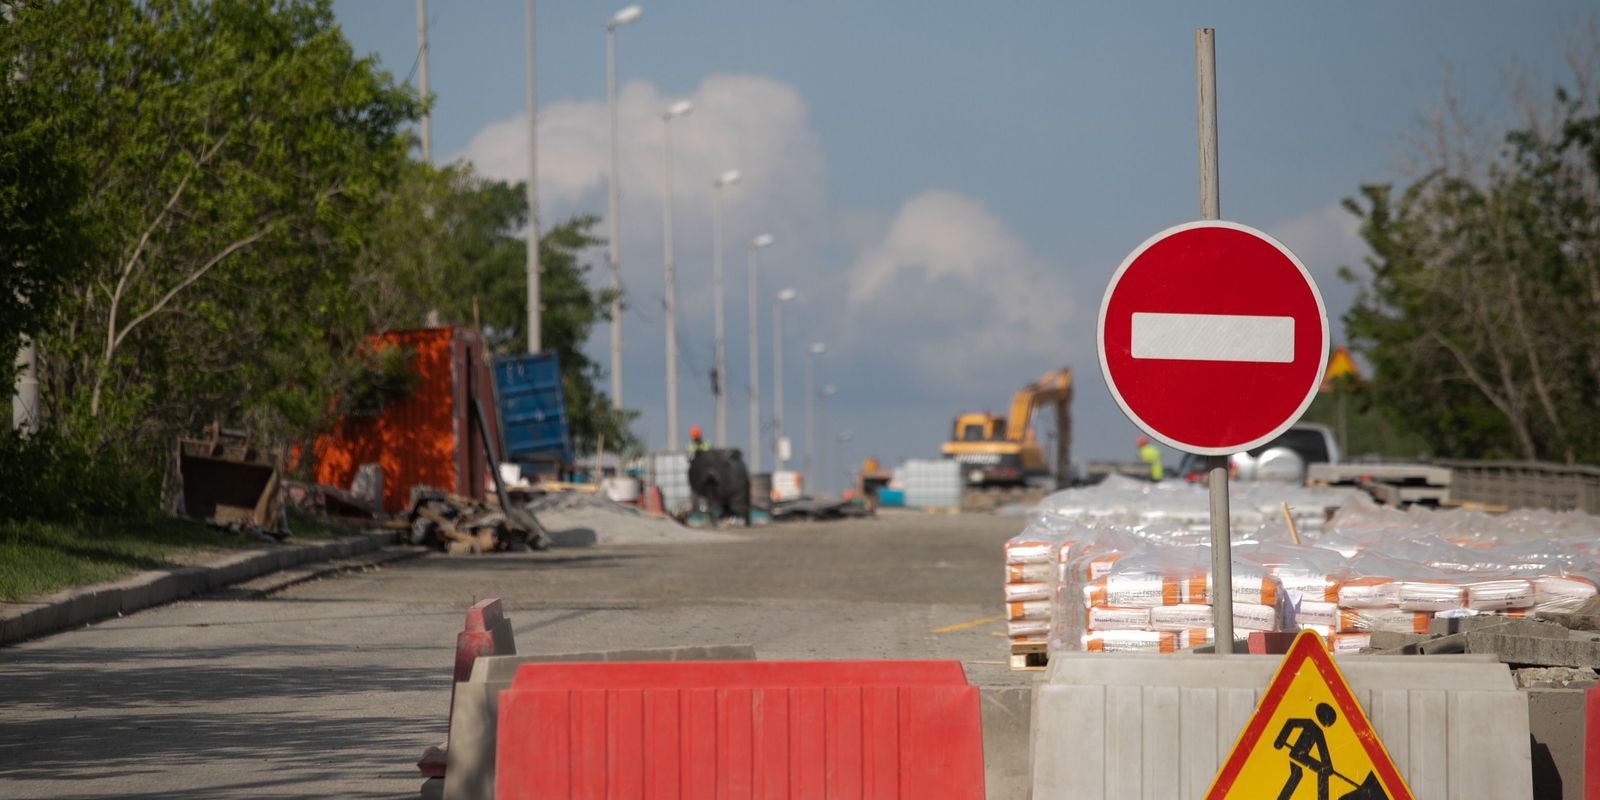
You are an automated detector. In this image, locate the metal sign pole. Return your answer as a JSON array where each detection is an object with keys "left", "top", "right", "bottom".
[{"left": 1196, "top": 27, "right": 1234, "bottom": 654}]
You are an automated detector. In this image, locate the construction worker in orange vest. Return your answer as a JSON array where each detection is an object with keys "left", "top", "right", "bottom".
[{"left": 689, "top": 425, "right": 710, "bottom": 454}]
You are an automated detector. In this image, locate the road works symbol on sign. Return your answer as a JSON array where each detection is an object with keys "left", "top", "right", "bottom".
[
  {"left": 1206, "top": 630, "right": 1413, "bottom": 800},
  {"left": 1098, "top": 220, "right": 1329, "bottom": 455}
]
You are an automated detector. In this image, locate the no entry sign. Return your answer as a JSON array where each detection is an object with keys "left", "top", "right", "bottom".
[{"left": 1098, "top": 220, "right": 1328, "bottom": 455}]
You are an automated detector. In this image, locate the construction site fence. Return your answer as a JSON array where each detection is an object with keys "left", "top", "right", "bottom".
[{"left": 1439, "top": 458, "right": 1600, "bottom": 515}]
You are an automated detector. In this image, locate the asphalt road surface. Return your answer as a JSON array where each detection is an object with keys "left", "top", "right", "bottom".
[{"left": 0, "top": 511, "right": 1024, "bottom": 799}]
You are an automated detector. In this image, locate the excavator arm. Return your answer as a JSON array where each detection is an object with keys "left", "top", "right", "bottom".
[{"left": 1004, "top": 368, "right": 1073, "bottom": 488}]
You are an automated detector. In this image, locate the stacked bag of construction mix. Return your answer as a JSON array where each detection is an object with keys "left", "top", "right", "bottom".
[
  {"left": 1060, "top": 541, "right": 1296, "bottom": 653},
  {"left": 1012, "top": 485, "right": 1600, "bottom": 659},
  {"left": 1002, "top": 526, "right": 1061, "bottom": 645}
]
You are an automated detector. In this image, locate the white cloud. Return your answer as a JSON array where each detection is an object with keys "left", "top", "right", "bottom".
[
  {"left": 1268, "top": 201, "right": 1366, "bottom": 283},
  {"left": 1267, "top": 202, "right": 1371, "bottom": 343},
  {"left": 456, "top": 73, "right": 827, "bottom": 262},
  {"left": 453, "top": 74, "right": 1093, "bottom": 460},
  {"left": 840, "top": 191, "right": 1085, "bottom": 389}
]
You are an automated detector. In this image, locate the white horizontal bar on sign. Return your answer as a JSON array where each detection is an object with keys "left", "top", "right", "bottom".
[{"left": 1130, "top": 312, "right": 1294, "bottom": 363}]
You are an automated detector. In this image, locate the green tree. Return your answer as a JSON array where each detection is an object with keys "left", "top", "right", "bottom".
[
  {"left": 5, "top": 0, "right": 420, "bottom": 464},
  {"left": 347, "top": 163, "right": 640, "bottom": 454},
  {"left": 424, "top": 173, "right": 638, "bottom": 453},
  {"left": 0, "top": 41, "right": 88, "bottom": 378},
  {"left": 1343, "top": 71, "right": 1600, "bottom": 463}
]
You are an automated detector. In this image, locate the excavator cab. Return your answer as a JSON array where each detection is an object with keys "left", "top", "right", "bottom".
[
  {"left": 954, "top": 414, "right": 1007, "bottom": 442},
  {"left": 940, "top": 368, "right": 1072, "bottom": 488}
]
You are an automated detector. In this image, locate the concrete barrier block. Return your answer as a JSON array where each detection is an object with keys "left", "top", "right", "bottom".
[
  {"left": 1537, "top": 611, "right": 1600, "bottom": 632},
  {"left": 981, "top": 685, "right": 1032, "bottom": 800},
  {"left": 1033, "top": 653, "right": 1529, "bottom": 799},
  {"left": 1469, "top": 632, "right": 1600, "bottom": 667},
  {"left": 1369, "top": 631, "right": 1430, "bottom": 651},
  {"left": 1527, "top": 687, "right": 1586, "bottom": 800},
  {"left": 1436, "top": 616, "right": 1569, "bottom": 637},
  {"left": 419, "top": 776, "right": 443, "bottom": 800},
  {"left": 1451, "top": 690, "right": 1536, "bottom": 798}
]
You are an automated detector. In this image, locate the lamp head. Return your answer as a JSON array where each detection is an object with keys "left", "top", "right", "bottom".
[
  {"left": 776, "top": 288, "right": 798, "bottom": 303},
  {"left": 664, "top": 100, "right": 693, "bottom": 119},
  {"left": 752, "top": 233, "right": 775, "bottom": 248},
  {"left": 715, "top": 169, "right": 742, "bottom": 187},
  {"left": 606, "top": 5, "right": 642, "bottom": 28}
]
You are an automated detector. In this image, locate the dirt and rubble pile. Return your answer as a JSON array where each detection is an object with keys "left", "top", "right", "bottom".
[{"left": 526, "top": 491, "right": 732, "bottom": 545}]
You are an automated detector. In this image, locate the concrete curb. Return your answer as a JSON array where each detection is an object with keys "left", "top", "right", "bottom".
[{"left": 0, "top": 530, "right": 400, "bottom": 646}]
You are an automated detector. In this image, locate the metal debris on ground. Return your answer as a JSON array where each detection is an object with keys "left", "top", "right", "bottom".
[
  {"left": 768, "top": 498, "right": 871, "bottom": 522},
  {"left": 164, "top": 424, "right": 286, "bottom": 540},
  {"left": 283, "top": 480, "right": 382, "bottom": 526},
  {"left": 407, "top": 487, "right": 544, "bottom": 555}
]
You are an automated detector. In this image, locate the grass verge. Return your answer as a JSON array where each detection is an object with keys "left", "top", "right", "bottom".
[{"left": 0, "top": 516, "right": 251, "bottom": 601}]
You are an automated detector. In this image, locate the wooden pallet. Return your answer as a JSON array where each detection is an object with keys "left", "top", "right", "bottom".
[{"left": 1009, "top": 639, "right": 1048, "bottom": 671}]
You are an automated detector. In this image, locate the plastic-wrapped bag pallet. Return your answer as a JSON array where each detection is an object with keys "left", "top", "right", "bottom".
[
  {"left": 1011, "top": 482, "right": 1600, "bottom": 663},
  {"left": 1003, "top": 514, "right": 1081, "bottom": 658},
  {"left": 901, "top": 459, "right": 962, "bottom": 510},
  {"left": 1059, "top": 542, "right": 1295, "bottom": 654},
  {"left": 648, "top": 451, "right": 692, "bottom": 513}
]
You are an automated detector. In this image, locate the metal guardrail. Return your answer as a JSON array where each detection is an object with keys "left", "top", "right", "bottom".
[{"left": 1436, "top": 459, "right": 1600, "bottom": 514}]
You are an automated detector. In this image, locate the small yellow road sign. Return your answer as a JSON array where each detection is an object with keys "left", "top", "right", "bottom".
[
  {"left": 1321, "top": 345, "right": 1362, "bottom": 391},
  {"left": 1205, "top": 630, "right": 1412, "bottom": 800}
]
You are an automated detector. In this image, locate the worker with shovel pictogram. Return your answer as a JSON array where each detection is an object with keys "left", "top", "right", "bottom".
[{"left": 1272, "top": 703, "right": 1389, "bottom": 800}]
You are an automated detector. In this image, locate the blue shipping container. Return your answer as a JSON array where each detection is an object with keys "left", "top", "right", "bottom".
[{"left": 493, "top": 352, "right": 572, "bottom": 466}]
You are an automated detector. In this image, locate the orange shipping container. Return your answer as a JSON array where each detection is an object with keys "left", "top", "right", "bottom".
[{"left": 312, "top": 327, "right": 500, "bottom": 513}]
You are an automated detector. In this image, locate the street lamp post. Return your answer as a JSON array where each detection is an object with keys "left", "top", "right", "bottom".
[
  {"left": 524, "top": 0, "right": 541, "bottom": 353},
  {"left": 746, "top": 233, "right": 774, "bottom": 471},
  {"left": 711, "top": 169, "right": 741, "bottom": 447},
  {"left": 819, "top": 384, "right": 837, "bottom": 495},
  {"left": 772, "top": 288, "right": 797, "bottom": 471},
  {"left": 659, "top": 100, "right": 692, "bottom": 450},
  {"left": 604, "top": 4, "right": 641, "bottom": 408},
  {"left": 836, "top": 430, "right": 855, "bottom": 498},
  {"left": 804, "top": 343, "right": 825, "bottom": 494}
]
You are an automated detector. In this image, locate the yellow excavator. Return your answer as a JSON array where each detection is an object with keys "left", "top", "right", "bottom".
[{"left": 940, "top": 367, "right": 1072, "bottom": 488}]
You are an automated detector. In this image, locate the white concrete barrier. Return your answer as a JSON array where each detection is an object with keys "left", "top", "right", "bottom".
[{"left": 1031, "top": 652, "right": 1531, "bottom": 800}]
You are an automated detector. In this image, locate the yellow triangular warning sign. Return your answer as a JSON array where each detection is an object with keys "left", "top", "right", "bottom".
[
  {"left": 1206, "top": 631, "right": 1412, "bottom": 800},
  {"left": 1321, "top": 345, "right": 1362, "bottom": 391}
]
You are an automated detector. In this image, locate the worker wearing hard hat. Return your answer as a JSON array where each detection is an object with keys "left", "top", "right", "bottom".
[
  {"left": 1137, "top": 436, "right": 1163, "bottom": 481},
  {"left": 689, "top": 426, "right": 710, "bottom": 454}
]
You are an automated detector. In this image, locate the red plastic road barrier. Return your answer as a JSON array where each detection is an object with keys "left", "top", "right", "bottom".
[
  {"left": 494, "top": 660, "right": 984, "bottom": 799},
  {"left": 1585, "top": 683, "right": 1600, "bottom": 799},
  {"left": 456, "top": 598, "right": 517, "bottom": 683},
  {"left": 1246, "top": 631, "right": 1298, "bottom": 655},
  {"left": 421, "top": 598, "right": 518, "bottom": 779},
  {"left": 640, "top": 485, "right": 665, "bottom": 515},
  {"left": 501, "top": 659, "right": 967, "bottom": 691}
]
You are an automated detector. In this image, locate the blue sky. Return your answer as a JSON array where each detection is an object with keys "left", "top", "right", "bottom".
[{"left": 335, "top": 1, "right": 1592, "bottom": 480}]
